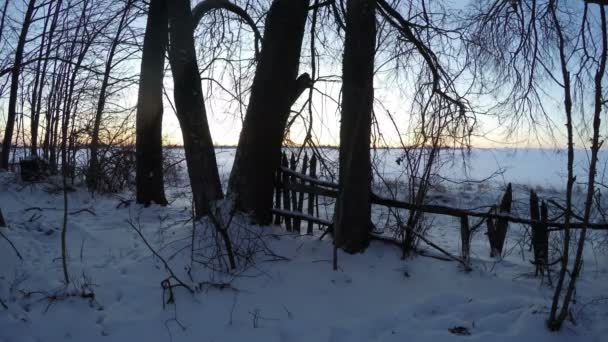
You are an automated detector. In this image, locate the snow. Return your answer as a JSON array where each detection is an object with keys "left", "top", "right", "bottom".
[{"left": 1, "top": 148, "right": 607, "bottom": 342}]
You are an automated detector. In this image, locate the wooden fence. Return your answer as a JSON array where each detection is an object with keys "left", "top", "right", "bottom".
[{"left": 272, "top": 152, "right": 608, "bottom": 270}]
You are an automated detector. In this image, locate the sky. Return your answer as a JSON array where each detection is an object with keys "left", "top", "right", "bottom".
[
  {"left": 0, "top": 0, "right": 604, "bottom": 150},
  {"left": 158, "top": 0, "right": 584, "bottom": 150}
]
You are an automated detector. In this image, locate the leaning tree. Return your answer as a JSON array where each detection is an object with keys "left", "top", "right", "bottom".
[{"left": 227, "top": 0, "right": 311, "bottom": 224}]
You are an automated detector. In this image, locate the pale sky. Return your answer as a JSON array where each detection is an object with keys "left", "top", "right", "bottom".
[{"left": 0, "top": 0, "right": 602, "bottom": 150}]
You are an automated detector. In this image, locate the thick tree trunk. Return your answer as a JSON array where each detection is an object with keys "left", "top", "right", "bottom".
[
  {"left": 167, "top": 0, "right": 223, "bottom": 217},
  {"left": 1, "top": 0, "right": 36, "bottom": 169},
  {"left": 334, "top": 0, "right": 376, "bottom": 254},
  {"left": 135, "top": 0, "right": 168, "bottom": 206},
  {"left": 228, "top": 0, "right": 310, "bottom": 224}
]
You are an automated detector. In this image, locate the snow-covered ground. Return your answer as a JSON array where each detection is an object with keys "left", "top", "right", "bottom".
[{"left": 1, "top": 148, "right": 607, "bottom": 342}]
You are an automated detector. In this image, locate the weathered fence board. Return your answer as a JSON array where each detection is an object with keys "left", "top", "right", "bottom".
[
  {"left": 307, "top": 154, "right": 317, "bottom": 235},
  {"left": 290, "top": 153, "right": 298, "bottom": 232},
  {"left": 281, "top": 153, "right": 292, "bottom": 231},
  {"left": 272, "top": 208, "right": 332, "bottom": 227}
]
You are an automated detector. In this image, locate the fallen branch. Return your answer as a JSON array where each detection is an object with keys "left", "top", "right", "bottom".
[
  {"left": 197, "top": 281, "right": 238, "bottom": 292},
  {"left": 116, "top": 199, "right": 132, "bottom": 209},
  {"left": 371, "top": 231, "right": 471, "bottom": 271},
  {"left": 24, "top": 207, "right": 96, "bottom": 216},
  {"left": 69, "top": 208, "right": 96, "bottom": 216}
]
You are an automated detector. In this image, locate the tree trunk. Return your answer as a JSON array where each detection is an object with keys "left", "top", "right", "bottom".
[
  {"left": 167, "top": 0, "right": 223, "bottom": 217},
  {"left": 89, "top": 0, "right": 132, "bottom": 190},
  {"left": 59, "top": 0, "right": 97, "bottom": 176},
  {"left": 334, "top": 0, "right": 376, "bottom": 254},
  {"left": 547, "top": 2, "right": 577, "bottom": 329},
  {"left": 1, "top": 0, "right": 36, "bottom": 169},
  {"left": 135, "top": 0, "right": 168, "bottom": 206},
  {"left": 28, "top": 2, "right": 52, "bottom": 158},
  {"left": 551, "top": 4, "right": 608, "bottom": 330},
  {"left": 42, "top": 60, "right": 61, "bottom": 161},
  {"left": 228, "top": 0, "right": 310, "bottom": 224}
]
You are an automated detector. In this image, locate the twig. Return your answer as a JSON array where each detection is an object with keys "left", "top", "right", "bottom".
[
  {"left": 69, "top": 208, "right": 96, "bottom": 216},
  {"left": 197, "top": 281, "right": 238, "bottom": 292},
  {"left": 0, "top": 297, "right": 7, "bottom": 310},
  {"left": 127, "top": 219, "right": 193, "bottom": 296},
  {"left": 371, "top": 232, "right": 471, "bottom": 271},
  {"left": 0, "top": 229, "right": 23, "bottom": 260}
]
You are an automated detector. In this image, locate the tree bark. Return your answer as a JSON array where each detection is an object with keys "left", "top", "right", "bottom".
[
  {"left": 167, "top": 0, "right": 223, "bottom": 217},
  {"left": 228, "top": 0, "right": 310, "bottom": 224},
  {"left": 334, "top": 0, "right": 376, "bottom": 254},
  {"left": 1, "top": 0, "right": 36, "bottom": 169},
  {"left": 135, "top": 0, "right": 168, "bottom": 206}
]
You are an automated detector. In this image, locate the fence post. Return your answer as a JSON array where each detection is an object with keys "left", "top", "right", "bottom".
[
  {"left": 540, "top": 201, "right": 550, "bottom": 283},
  {"left": 529, "top": 193, "right": 549, "bottom": 278},
  {"left": 0, "top": 208, "right": 6, "bottom": 227},
  {"left": 295, "top": 153, "right": 308, "bottom": 233},
  {"left": 307, "top": 154, "right": 317, "bottom": 235},
  {"left": 290, "top": 153, "right": 298, "bottom": 233},
  {"left": 530, "top": 190, "right": 541, "bottom": 274},
  {"left": 273, "top": 166, "right": 282, "bottom": 225},
  {"left": 487, "top": 183, "right": 512, "bottom": 257},
  {"left": 282, "top": 153, "right": 292, "bottom": 231},
  {"left": 460, "top": 215, "right": 470, "bottom": 266}
]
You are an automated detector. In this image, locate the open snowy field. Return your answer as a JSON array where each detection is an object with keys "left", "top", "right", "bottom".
[
  {"left": 212, "top": 147, "right": 608, "bottom": 189},
  {"left": 1, "top": 148, "right": 607, "bottom": 342}
]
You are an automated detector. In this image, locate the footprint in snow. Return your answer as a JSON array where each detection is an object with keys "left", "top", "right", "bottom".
[{"left": 330, "top": 274, "right": 353, "bottom": 285}]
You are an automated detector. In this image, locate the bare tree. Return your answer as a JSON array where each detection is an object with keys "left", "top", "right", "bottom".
[
  {"left": 549, "top": 1, "right": 607, "bottom": 330},
  {"left": 88, "top": 0, "right": 134, "bottom": 190},
  {"left": 464, "top": 0, "right": 607, "bottom": 330},
  {"left": 1, "top": 0, "right": 36, "bottom": 169},
  {"left": 28, "top": 1, "right": 52, "bottom": 157}
]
